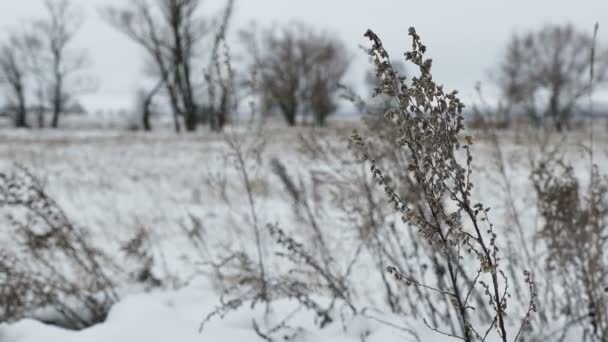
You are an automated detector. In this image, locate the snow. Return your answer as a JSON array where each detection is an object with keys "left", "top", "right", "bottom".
[
  {"left": 0, "top": 125, "right": 604, "bottom": 342},
  {"left": 0, "top": 277, "right": 432, "bottom": 342}
]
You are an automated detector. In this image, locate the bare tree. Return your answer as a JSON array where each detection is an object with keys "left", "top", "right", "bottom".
[
  {"left": 204, "top": 0, "right": 235, "bottom": 132},
  {"left": 241, "top": 24, "right": 301, "bottom": 126},
  {"left": 496, "top": 23, "right": 608, "bottom": 131},
  {"left": 104, "top": 0, "right": 226, "bottom": 132},
  {"left": 242, "top": 23, "right": 350, "bottom": 126},
  {"left": 0, "top": 33, "right": 32, "bottom": 128},
  {"left": 302, "top": 35, "right": 350, "bottom": 126},
  {"left": 34, "top": 0, "right": 91, "bottom": 129}
]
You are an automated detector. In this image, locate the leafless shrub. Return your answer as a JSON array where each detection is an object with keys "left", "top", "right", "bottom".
[
  {"left": 198, "top": 128, "right": 274, "bottom": 327},
  {"left": 199, "top": 126, "right": 378, "bottom": 340},
  {"left": 121, "top": 226, "right": 163, "bottom": 289},
  {"left": 531, "top": 157, "right": 608, "bottom": 340},
  {"left": 298, "top": 127, "right": 428, "bottom": 317},
  {"left": 0, "top": 165, "right": 119, "bottom": 329}
]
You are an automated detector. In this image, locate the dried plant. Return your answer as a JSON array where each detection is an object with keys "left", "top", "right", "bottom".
[
  {"left": 0, "top": 165, "right": 120, "bottom": 329},
  {"left": 352, "top": 27, "right": 535, "bottom": 341},
  {"left": 201, "top": 27, "right": 540, "bottom": 342},
  {"left": 200, "top": 128, "right": 371, "bottom": 341},
  {"left": 296, "top": 125, "right": 480, "bottom": 333},
  {"left": 121, "top": 226, "right": 163, "bottom": 289},
  {"left": 532, "top": 157, "right": 608, "bottom": 340}
]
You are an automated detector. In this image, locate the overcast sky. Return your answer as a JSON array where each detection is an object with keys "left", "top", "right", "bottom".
[{"left": 0, "top": 0, "right": 605, "bottom": 112}]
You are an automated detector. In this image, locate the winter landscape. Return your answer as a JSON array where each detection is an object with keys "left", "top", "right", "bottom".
[{"left": 1, "top": 1, "right": 608, "bottom": 342}]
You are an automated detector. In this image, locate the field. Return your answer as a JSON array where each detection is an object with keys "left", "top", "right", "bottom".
[
  {"left": 0, "top": 0, "right": 605, "bottom": 340},
  {"left": 0, "top": 121, "right": 607, "bottom": 342}
]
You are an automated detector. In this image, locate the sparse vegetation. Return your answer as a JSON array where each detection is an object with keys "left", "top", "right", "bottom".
[{"left": 0, "top": 2, "right": 607, "bottom": 342}]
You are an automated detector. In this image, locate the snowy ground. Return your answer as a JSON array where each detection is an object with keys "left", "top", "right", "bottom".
[
  {"left": 1, "top": 277, "right": 433, "bottom": 342},
  {"left": 0, "top": 124, "right": 605, "bottom": 342}
]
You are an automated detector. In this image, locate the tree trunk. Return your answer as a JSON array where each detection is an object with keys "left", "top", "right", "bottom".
[
  {"left": 314, "top": 112, "right": 328, "bottom": 127},
  {"left": 209, "top": 95, "right": 227, "bottom": 133},
  {"left": 184, "top": 108, "right": 197, "bottom": 132},
  {"left": 15, "top": 106, "right": 28, "bottom": 128},
  {"left": 141, "top": 77, "right": 167, "bottom": 132},
  {"left": 37, "top": 92, "right": 45, "bottom": 128},
  {"left": 163, "top": 80, "right": 181, "bottom": 133},
  {"left": 548, "top": 83, "right": 563, "bottom": 132},
  {"left": 51, "top": 73, "right": 63, "bottom": 129},
  {"left": 554, "top": 119, "right": 563, "bottom": 132},
  {"left": 170, "top": 10, "right": 197, "bottom": 132},
  {"left": 14, "top": 84, "right": 28, "bottom": 128},
  {"left": 51, "top": 103, "right": 60, "bottom": 128},
  {"left": 285, "top": 113, "right": 296, "bottom": 126},
  {"left": 181, "top": 65, "right": 197, "bottom": 132},
  {"left": 173, "top": 111, "right": 181, "bottom": 133},
  {"left": 142, "top": 104, "right": 152, "bottom": 131},
  {"left": 165, "top": 79, "right": 182, "bottom": 132},
  {"left": 15, "top": 109, "right": 28, "bottom": 128},
  {"left": 37, "top": 108, "right": 45, "bottom": 128},
  {"left": 280, "top": 100, "right": 297, "bottom": 126}
]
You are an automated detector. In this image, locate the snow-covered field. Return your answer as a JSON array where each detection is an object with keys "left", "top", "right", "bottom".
[{"left": 0, "top": 124, "right": 606, "bottom": 342}]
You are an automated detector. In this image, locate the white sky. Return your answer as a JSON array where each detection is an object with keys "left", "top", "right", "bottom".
[{"left": 0, "top": 0, "right": 606, "bottom": 112}]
